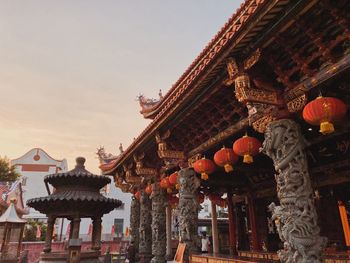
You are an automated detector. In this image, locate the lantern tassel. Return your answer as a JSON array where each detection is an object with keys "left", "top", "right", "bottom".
[
  {"left": 320, "top": 121, "right": 334, "bottom": 135},
  {"left": 167, "top": 188, "right": 172, "bottom": 194},
  {"left": 224, "top": 164, "right": 233, "bottom": 173},
  {"left": 175, "top": 184, "right": 180, "bottom": 190},
  {"left": 243, "top": 154, "right": 253, "bottom": 164},
  {"left": 201, "top": 173, "right": 209, "bottom": 180}
]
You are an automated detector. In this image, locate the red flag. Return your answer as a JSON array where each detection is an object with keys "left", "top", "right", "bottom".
[
  {"left": 111, "top": 225, "right": 115, "bottom": 235},
  {"left": 65, "top": 223, "right": 71, "bottom": 237},
  {"left": 88, "top": 223, "right": 93, "bottom": 236},
  {"left": 36, "top": 225, "right": 41, "bottom": 239}
]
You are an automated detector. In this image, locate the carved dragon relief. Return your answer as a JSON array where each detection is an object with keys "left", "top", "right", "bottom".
[
  {"left": 177, "top": 168, "right": 201, "bottom": 262},
  {"left": 139, "top": 191, "right": 152, "bottom": 257},
  {"left": 262, "top": 119, "right": 327, "bottom": 263},
  {"left": 130, "top": 197, "right": 140, "bottom": 254},
  {"left": 155, "top": 130, "right": 186, "bottom": 170},
  {"left": 150, "top": 182, "right": 167, "bottom": 263}
]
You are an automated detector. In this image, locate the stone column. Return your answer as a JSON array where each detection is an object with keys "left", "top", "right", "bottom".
[
  {"left": 130, "top": 197, "right": 140, "bottom": 255},
  {"left": 139, "top": 191, "right": 152, "bottom": 263},
  {"left": 178, "top": 168, "right": 200, "bottom": 263},
  {"left": 211, "top": 201, "right": 219, "bottom": 254},
  {"left": 150, "top": 182, "right": 167, "bottom": 263},
  {"left": 262, "top": 119, "right": 326, "bottom": 262},
  {"left": 166, "top": 205, "right": 172, "bottom": 260},
  {"left": 92, "top": 217, "right": 102, "bottom": 251},
  {"left": 43, "top": 215, "right": 56, "bottom": 253}
]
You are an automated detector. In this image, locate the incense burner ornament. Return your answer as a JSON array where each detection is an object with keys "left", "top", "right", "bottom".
[{"left": 262, "top": 119, "right": 327, "bottom": 263}]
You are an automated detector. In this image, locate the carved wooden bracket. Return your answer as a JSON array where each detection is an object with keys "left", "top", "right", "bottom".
[
  {"left": 155, "top": 130, "right": 186, "bottom": 169},
  {"left": 114, "top": 171, "right": 132, "bottom": 193},
  {"left": 123, "top": 163, "right": 142, "bottom": 184},
  {"left": 133, "top": 152, "right": 158, "bottom": 181}
]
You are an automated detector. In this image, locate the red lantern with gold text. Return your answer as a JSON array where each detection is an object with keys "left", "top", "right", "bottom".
[
  {"left": 134, "top": 191, "right": 141, "bottom": 200},
  {"left": 145, "top": 184, "right": 152, "bottom": 195},
  {"left": 214, "top": 147, "right": 238, "bottom": 173},
  {"left": 193, "top": 158, "right": 216, "bottom": 180},
  {"left": 233, "top": 135, "right": 261, "bottom": 164},
  {"left": 303, "top": 96, "right": 347, "bottom": 135}
]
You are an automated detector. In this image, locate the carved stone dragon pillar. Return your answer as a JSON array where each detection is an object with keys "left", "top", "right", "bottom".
[
  {"left": 130, "top": 197, "right": 140, "bottom": 257},
  {"left": 262, "top": 119, "right": 327, "bottom": 263},
  {"left": 150, "top": 182, "right": 167, "bottom": 263},
  {"left": 139, "top": 191, "right": 153, "bottom": 263},
  {"left": 177, "top": 168, "right": 201, "bottom": 263}
]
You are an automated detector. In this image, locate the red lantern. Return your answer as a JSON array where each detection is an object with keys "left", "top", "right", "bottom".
[
  {"left": 193, "top": 158, "right": 216, "bottom": 180},
  {"left": 214, "top": 147, "right": 238, "bottom": 173},
  {"left": 160, "top": 177, "right": 170, "bottom": 189},
  {"left": 233, "top": 135, "right": 261, "bottom": 164},
  {"left": 303, "top": 96, "right": 347, "bottom": 135},
  {"left": 169, "top": 172, "right": 178, "bottom": 185},
  {"left": 145, "top": 184, "right": 152, "bottom": 195},
  {"left": 134, "top": 191, "right": 141, "bottom": 200}
]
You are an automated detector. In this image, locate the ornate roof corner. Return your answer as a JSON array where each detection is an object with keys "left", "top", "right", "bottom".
[
  {"left": 97, "top": 146, "right": 122, "bottom": 173},
  {"left": 137, "top": 89, "right": 164, "bottom": 119}
]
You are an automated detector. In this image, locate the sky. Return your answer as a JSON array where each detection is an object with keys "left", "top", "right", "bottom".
[{"left": 0, "top": 1, "right": 241, "bottom": 173}]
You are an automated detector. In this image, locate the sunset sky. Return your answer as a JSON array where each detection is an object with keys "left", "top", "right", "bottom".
[{"left": 0, "top": 1, "right": 241, "bottom": 173}]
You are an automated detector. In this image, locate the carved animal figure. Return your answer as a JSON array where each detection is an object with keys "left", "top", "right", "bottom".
[{"left": 263, "top": 119, "right": 326, "bottom": 263}]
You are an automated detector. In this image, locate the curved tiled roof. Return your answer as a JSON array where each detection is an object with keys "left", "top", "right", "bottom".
[
  {"left": 104, "top": 0, "right": 266, "bottom": 174},
  {"left": 44, "top": 157, "right": 111, "bottom": 189}
]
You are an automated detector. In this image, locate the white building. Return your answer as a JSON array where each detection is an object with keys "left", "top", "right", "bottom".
[{"left": 11, "top": 148, "right": 68, "bottom": 220}]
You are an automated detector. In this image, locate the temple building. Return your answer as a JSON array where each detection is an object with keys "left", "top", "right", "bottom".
[{"left": 100, "top": 1, "right": 350, "bottom": 263}]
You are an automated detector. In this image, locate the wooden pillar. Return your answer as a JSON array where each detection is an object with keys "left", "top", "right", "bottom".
[
  {"left": 211, "top": 201, "right": 219, "bottom": 254},
  {"left": 166, "top": 205, "right": 172, "bottom": 259},
  {"left": 72, "top": 217, "right": 81, "bottom": 239},
  {"left": 43, "top": 215, "right": 55, "bottom": 253},
  {"left": 92, "top": 218, "right": 102, "bottom": 251},
  {"left": 247, "top": 195, "right": 259, "bottom": 251},
  {"left": 338, "top": 201, "right": 350, "bottom": 247},
  {"left": 227, "top": 192, "right": 237, "bottom": 255}
]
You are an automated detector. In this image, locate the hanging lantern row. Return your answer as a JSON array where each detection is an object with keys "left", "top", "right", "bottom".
[
  {"left": 302, "top": 96, "right": 347, "bottom": 135},
  {"left": 193, "top": 134, "right": 262, "bottom": 180}
]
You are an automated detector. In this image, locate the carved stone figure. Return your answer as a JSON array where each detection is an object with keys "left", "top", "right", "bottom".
[
  {"left": 262, "top": 119, "right": 327, "bottom": 263},
  {"left": 150, "top": 183, "right": 167, "bottom": 263},
  {"left": 139, "top": 191, "right": 152, "bottom": 263},
  {"left": 130, "top": 197, "right": 140, "bottom": 256},
  {"left": 177, "top": 168, "right": 201, "bottom": 262}
]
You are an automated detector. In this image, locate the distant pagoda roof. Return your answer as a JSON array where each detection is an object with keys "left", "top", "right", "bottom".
[{"left": 27, "top": 157, "right": 122, "bottom": 217}]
